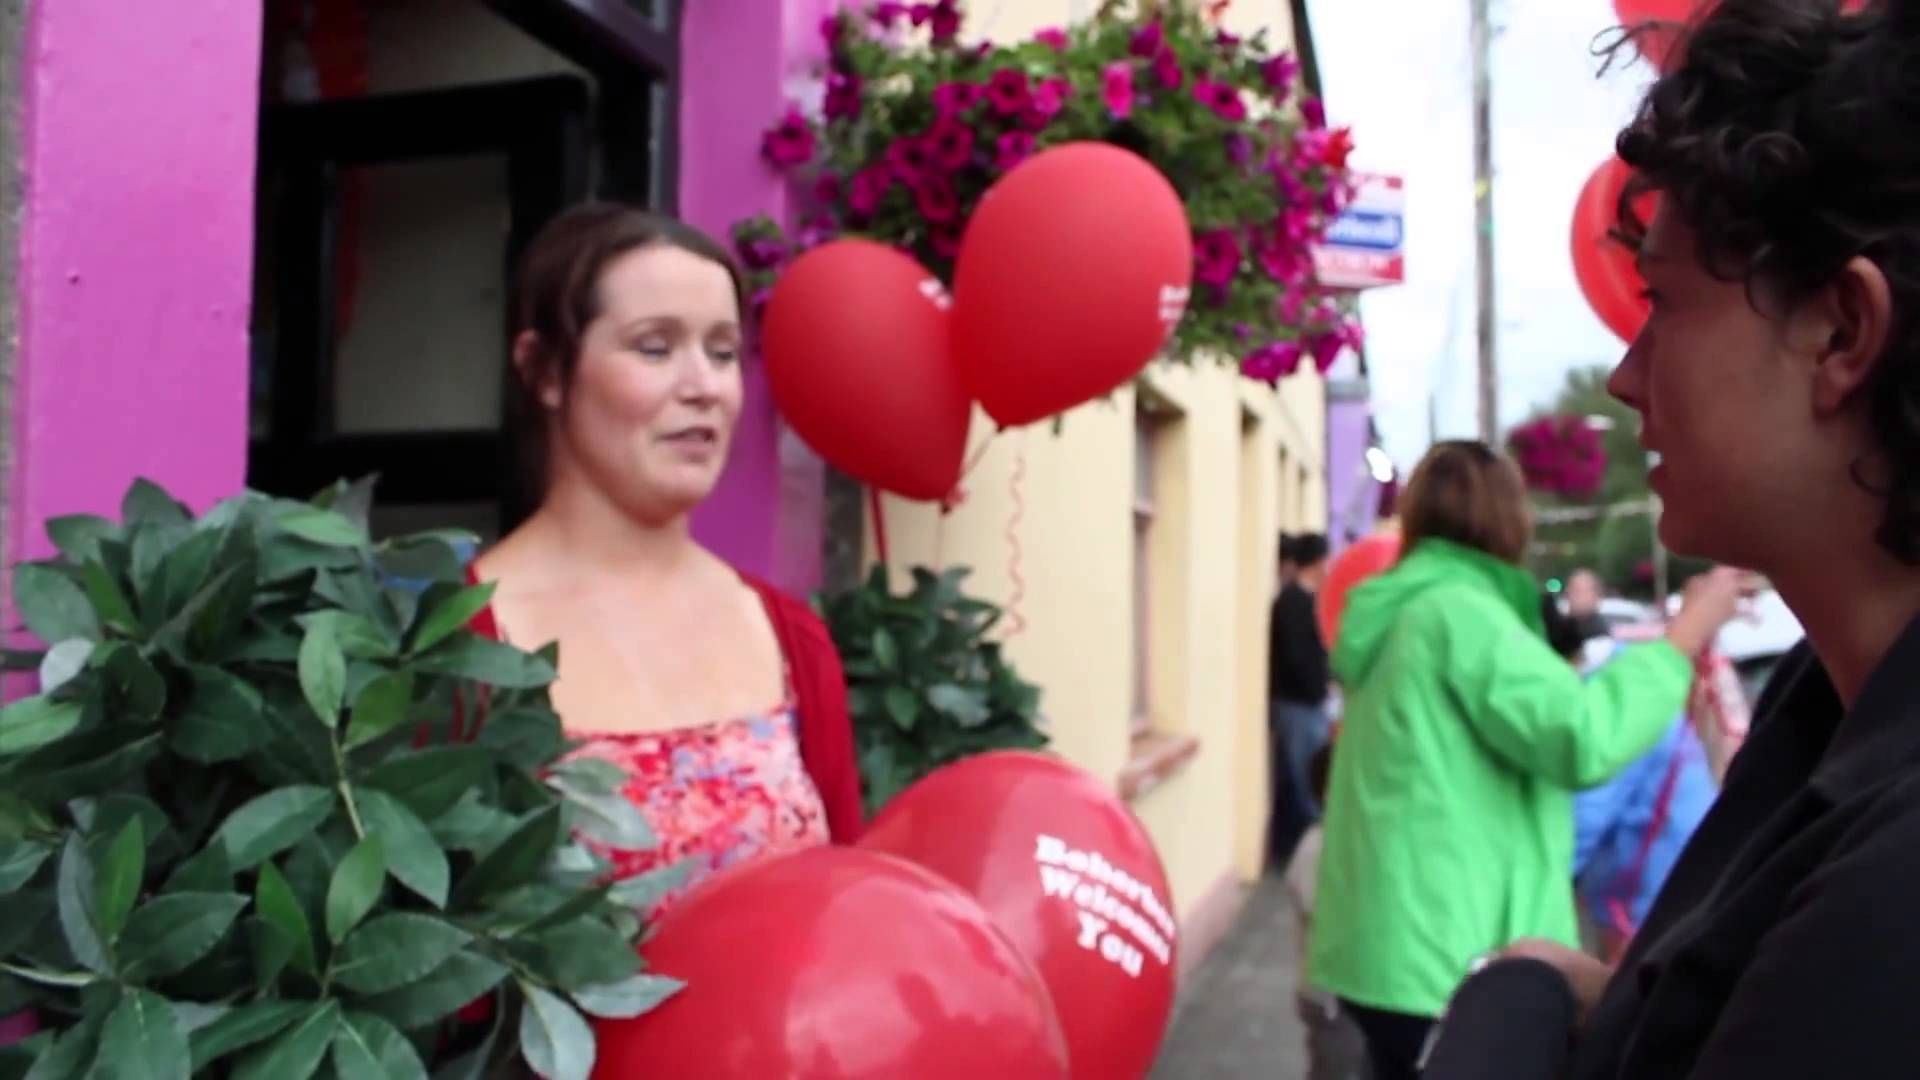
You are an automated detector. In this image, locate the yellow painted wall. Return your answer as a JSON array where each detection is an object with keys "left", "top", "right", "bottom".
[{"left": 866, "top": 0, "right": 1327, "bottom": 932}]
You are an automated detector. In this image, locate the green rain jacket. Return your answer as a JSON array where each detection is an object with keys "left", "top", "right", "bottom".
[{"left": 1305, "top": 539, "right": 1693, "bottom": 1017}]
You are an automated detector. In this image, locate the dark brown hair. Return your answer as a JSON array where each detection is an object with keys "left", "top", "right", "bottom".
[
  {"left": 1610, "top": 0, "right": 1920, "bottom": 561},
  {"left": 504, "top": 203, "right": 747, "bottom": 519},
  {"left": 1398, "top": 441, "right": 1533, "bottom": 565}
]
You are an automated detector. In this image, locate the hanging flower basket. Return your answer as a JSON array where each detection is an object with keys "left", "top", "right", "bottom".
[
  {"left": 1509, "top": 415, "right": 1609, "bottom": 500},
  {"left": 732, "top": 0, "right": 1365, "bottom": 386}
]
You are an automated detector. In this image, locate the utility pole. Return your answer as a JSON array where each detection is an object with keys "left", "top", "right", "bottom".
[{"left": 1470, "top": 0, "right": 1498, "bottom": 444}]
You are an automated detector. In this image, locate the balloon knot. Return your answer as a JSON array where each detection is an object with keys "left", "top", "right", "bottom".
[{"left": 940, "top": 485, "right": 969, "bottom": 514}]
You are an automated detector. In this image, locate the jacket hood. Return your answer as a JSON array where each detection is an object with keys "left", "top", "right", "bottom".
[{"left": 1330, "top": 538, "right": 1543, "bottom": 686}]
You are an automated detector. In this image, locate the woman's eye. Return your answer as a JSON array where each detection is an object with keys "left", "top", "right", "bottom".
[
  {"left": 633, "top": 337, "right": 672, "bottom": 357},
  {"left": 709, "top": 344, "right": 740, "bottom": 364}
]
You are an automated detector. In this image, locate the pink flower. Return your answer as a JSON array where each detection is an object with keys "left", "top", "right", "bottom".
[
  {"left": 1021, "top": 76, "right": 1071, "bottom": 129},
  {"left": 933, "top": 81, "right": 985, "bottom": 115},
  {"left": 1260, "top": 53, "right": 1300, "bottom": 96},
  {"left": 1153, "top": 51, "right": 1184, "bottom": 90},
  {"left": 761, "top": 109, "right": 815, "bottom": 168},
  {"left": 1193, "top": 79, "right": 1247, "bottom": 121},
  {"left": 797, "top": 216, "right": 838, "bottom": 250},
  {"left": 824, "top": 72, "right": 863, "bottom": 121},
  {"left": 870, "top": 2, "right": 909, "bottom": 29},
  {"left": 914, "top": 176, "right": 960, "bottom": 223},
  {"left": 887, "top": 136, "right": 935, "bottom": 180},
  {"left": 737, "top": 235, "right": 788, "bottom": 271},
  {"left": 1258, "top": 240, "right": 1306, "bottom": 286},
  {"left": 1301, "top": 97, "right": 1327, "bottom": 130},
  {"left": 819, "top": 14, "right": 844, "bottom": 47},
  {"left": 909, "top": 2, "right": 934, "bottom": 24},
  {"left": 994, "top": 131, "right": 1036, "bottom": 172},
  {"left": 1225, "top": 133, "right": 1253, "bottom": 166},
  {"left": 814, "top": 172, "right": 844, "bottom": 206},
  {"left": 931, "top": 225, "right": 963, "bottom": 259},
  {"left": 987, "top": 68, "right": 1032, "bottom": 115},
  {"left": 1216, "top": 30, "right": 1242, "bottom": 52},
  {"left": 1195, "top": 229, "right": 1242, "bottom": 287},
  {"left": 1034, "top": 27, "right": 1068, "bottom": 50},
  {"left": 1240, "top": 341, "right": 1303, "bottom": 384},
  {"left": 848, "top": 165, "right": 895, "bottom": 217},
  {"left": 1308, "top": 331, "right": 1347, "bottom": 373},
  {"left": 929, "top": 1, "right": 961, "bottom": 44},
  {"left": 1129, "top": 21, "right": 1165, "bottom": 57},
  {"left": 926, "top": 118, "right": 976, "bottom": 170},
  {"left": 1102, "top": 61, "right": 1136, "bottom": 119}
]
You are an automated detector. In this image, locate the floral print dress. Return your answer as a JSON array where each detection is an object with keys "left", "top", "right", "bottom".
[{"left": 564, "top": 703, "right": 831, "bottom": 921}]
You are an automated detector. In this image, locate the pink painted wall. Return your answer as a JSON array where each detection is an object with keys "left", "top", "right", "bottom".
[
  {"left": 7, "top": 0, "right": 260, "bottom": 567},
  {"left": 682, "top": 0, "right": 837, "bottom": 596}
]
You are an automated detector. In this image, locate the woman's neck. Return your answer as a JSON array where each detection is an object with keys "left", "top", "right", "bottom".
[
  {"left": 512, "top": 469, "right": 699, "bottom": 582},
  {"left": 1772, "top": 551, "right": 1920, "bottom": 709}
]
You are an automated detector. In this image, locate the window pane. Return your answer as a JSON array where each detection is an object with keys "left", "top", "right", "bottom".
[{"left": 623, "top": 0, "right": 658, "bottom": 21}]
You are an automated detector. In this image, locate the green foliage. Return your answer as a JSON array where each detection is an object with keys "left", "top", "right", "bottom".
[
  {"left": 819, "top": 566, "right": 1047, "bottom": 815},
  {"left": 0, "top": 478, "right": 677, "bottom": 1080}
]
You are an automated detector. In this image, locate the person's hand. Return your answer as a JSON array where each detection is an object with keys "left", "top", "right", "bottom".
[
  {"left": 1665, "top": 566, "right": 1744, "bottom": 657},
  {"left": 1498, "top": 938, "right": 1614, "bottom": 1027}
]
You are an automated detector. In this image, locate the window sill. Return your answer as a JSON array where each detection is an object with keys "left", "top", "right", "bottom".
[{"left": 1118, "top": 730, "right": 1200, "bottom": 802}]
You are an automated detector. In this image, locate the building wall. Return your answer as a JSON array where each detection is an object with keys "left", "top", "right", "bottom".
[
  {"left": 866, "top": 0, "right": 1329, "bottom": 959},
  {"left": 3, "top": 0, "right": 826, "bottom": 591}
]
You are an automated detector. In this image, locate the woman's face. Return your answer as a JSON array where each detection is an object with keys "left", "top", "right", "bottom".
[
  {"left": 542, "top": 244, "right": 744, "bottom": 522},
  {"left": 1606, "top": 203, "right": 1833, "bottom": 570}
]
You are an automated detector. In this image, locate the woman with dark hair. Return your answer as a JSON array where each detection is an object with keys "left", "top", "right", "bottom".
[
  {"left": 1481, "top": 1, "right": 1920, "bottom": 1075},
  {"left": 465, "top": 203, "right": 861, "bottom": 919},
  {"left": 1303, "top": 441, "right": 1739, "bottom": 1079}
]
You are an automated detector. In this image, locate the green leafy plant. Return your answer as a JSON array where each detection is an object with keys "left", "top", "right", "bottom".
[
  {"left": 734, "top": 0, "right": 1365, "bottom": 384},
  {"left": 820, "top": 566, "right": 1046, "bottom": 815},
  {"left": 0, "top": 479, "right": 679, "bottom": 1080}
]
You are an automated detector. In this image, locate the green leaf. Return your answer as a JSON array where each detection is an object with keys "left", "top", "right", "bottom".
[
  {"left": 301, "top": 610, "right": 395, "bottom": 661},
  {"left": 37, "top": 639, "right": 93, "bottom": 695},
  {"left": 872, "top": 627, "right": 899, "bottom": 670},
  {"left": 231, "top": 1001, "right": 340, "bottom": 1080},
  {"left": 170, "top": 665, "right": 266, "bottom": 764},
  {"left": 604, "top": 859, "right": 693, "bottom": 912},
  {"left": 188, "top": 1000, "right": 307, "bottom": 1073},
  {"left": 408, "top": 583, "right": 495, "bottom": 656},
  {"left": 360, "top": 747, "right": 492, "bottom": 822},
  {"left": 212, "top": 786, "right": 335, "bottom": 870},
  {"left": 0, "top": 840, "right": 51, "bottom": 893},
  {"left": 297, "top": 620, "right": 347, "bottom": 727},
  {"left": 519, "top": 921, "right": 638, "bottom": 990},
  {"left": 23, "top": 1013, "right": 103, "bottom": 1080},
  {"left": 547, "top": 775, "right": 653, "bottom": 852},
  {"left": 94, "top": 644, "right": 166, "bottom": 725},
  {"left": 571, "top": 972, "right": 683, "bottom": 1019},
  {"left": 427, "top": 794, "right": 518, "bottom": 853},
  {"left": 325, "top": 835, "right": 386, "bottom": 945},
  {"left": 56, "top": 834, "right": 108, "bottom": 974},
  {"left": 46, "top": 515, "right": 120, "bottom": 564},
  {"left": 161, "top": 846, "right": 230, "bottom": 895},
  {"left": 5, "top": 731, "right": 161, "bottom": 804},
  {"left": 149, "top": 527, "right": 225, "bottom": 628},
  {"left": 96, "top": 989, "right": 189, "bottom": 1080},
  {"left": 356, "top": 789, "right": 448, "bottom": 909},
  {"left": 93, "top": 818, "right": 144, "bottom": 940},
  {"left": 450, "top": 805, "right": 561, "bottom": 909},
  {"left": 14, "top": 564, "right": 101, "bottom": 644},
  {"left": 254, "top": 862, "right": 317, "bottom": 977},
  {"left": 356, "top": 952, "right": 506, "bottom": 1030},
  {"left": 122, "top": 480, "right": 191, "bottom": 530},
  {"left": 927, "top": 683, "right": 991, "bottom": 726},
  {"left": 518, "top": 982, "right": 595, "bottom": 1080},
  {"left": 331, "top": 913, "right": 473, "bottom": 995},
  {"left": 330, "top": 1012, "right": 428, "bottom": 1080},
  {"left": 275, "top": 507, "right": 366, "bottom": 548},
  {"left": 411, "top": 636, "right": 555, "bottom": 689},
  {"left": 345, "top": 671, "right": 414, "bottom": 751},
  {"left": 117, "top": 893, "right": 248, "bottom": 979},
  {"left": 246, "top": 915, "right": 297, "bottom": 987},
  {"left": 884, "top": 686, "right": 919, "bottom": 731},
  {"left": 0, "top": 696, "right": 83, "bottom": 755}
]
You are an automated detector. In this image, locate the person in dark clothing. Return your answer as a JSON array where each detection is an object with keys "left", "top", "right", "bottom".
[
  {"left": 1270, "top": 531, "right": 1332, "bottom": 865},
  {"left": 1464, "top": 2, "right": 1920, "bottom": 1077}
]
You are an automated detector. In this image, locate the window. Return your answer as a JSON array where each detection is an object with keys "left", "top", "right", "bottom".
[{"left": 1132, "top": 411, "right": 1157, "bottom": 735}]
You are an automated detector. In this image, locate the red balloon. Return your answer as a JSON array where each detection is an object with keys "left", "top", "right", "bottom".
[
  {"left": 952, "top": 143, "right": 1193, "bottom": 429},
  {"left": 1570, "top": 157, "right": 1658, "bottom": 346},
  {"left": 1318, "top": 529, "right": 1402, "bottom": 650},
  {"left": 762, "top": 239, "right": 971, "bottom": 501},
  {"left": 593, "top": 846, "right": 1069, "bottom": 1079},
  {"left": 858, "top": 751, "right": 1176, "bottom": 1080}
]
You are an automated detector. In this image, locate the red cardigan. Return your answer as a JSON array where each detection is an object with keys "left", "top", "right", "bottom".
[{"left": 464, "top": 569, "right": 864, "bottom": 842}]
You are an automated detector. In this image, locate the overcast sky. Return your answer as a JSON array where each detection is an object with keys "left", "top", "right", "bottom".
[{"left": 1306, "top": 0, "right": 1654, "bottom": 470}]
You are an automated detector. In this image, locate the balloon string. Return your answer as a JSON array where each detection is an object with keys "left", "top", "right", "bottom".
[
  {"left": 1003, "top": 438, "right": 1028, "bottom": 639},
  {"left": 868, "top": 486, "right": 891, "bottom": 569}
]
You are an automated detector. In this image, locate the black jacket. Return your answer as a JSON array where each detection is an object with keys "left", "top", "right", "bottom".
[
  {"left": 1269, "top": 581, "right": 1329, "bottom": 705},
  {"left": 1567, "top": 619, "right": 1920, "bottom": 1078}
]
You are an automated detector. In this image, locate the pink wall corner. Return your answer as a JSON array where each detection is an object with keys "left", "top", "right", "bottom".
[
  {"left": 681, "top": 0, "right": 838, "bottom": 598},
  {"left": 8, "top": 0, "right": 260, "bottom": 567}
]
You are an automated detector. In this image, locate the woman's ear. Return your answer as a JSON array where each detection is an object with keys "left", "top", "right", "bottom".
[
  {"left": 513, "top": 331, "right": 564, "bottom": 411},
  {"left": 1806, "top": 255, "right": 1894, "bottom": 417}
]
